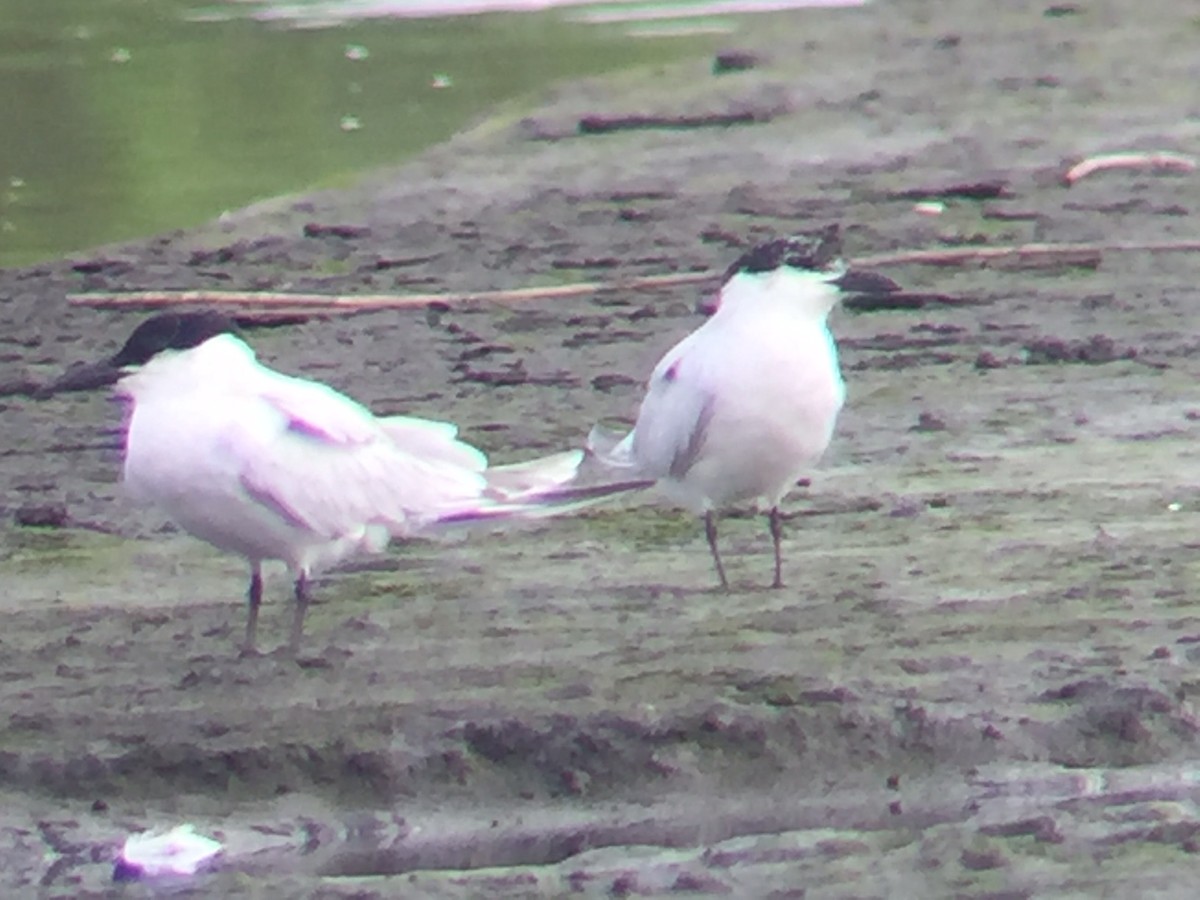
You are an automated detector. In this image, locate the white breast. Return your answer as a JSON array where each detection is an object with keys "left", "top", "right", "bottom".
[{"left": 637, "top": 300, "right": 844, "bottom": 512}]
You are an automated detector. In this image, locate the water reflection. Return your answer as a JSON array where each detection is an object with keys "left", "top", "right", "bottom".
[{"left": 0, "top": 0, "right": 714, "bottom": 267}]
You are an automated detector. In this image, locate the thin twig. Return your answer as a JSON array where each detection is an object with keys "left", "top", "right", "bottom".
[
  {"left": 1061, "top": 151, "right": 1197, "bottom": 186},
  {"left": 855, "top": 239, "right": 1200, "bottom": 267},
  {"left": 854, "top": 243, "right": 1109, "bottom": 269},
  {"left": 66, "top": 272, "right": 715, "bottom": 311},
  {"left": 65, "top": 238, "right": 1200, "bottom": 313}
]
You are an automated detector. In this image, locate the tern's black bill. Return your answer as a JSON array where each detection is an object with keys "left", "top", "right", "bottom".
[
  {"left": 832, "top": 269, "right": 902, "bottom": 295},
  {"left": 37, "top": 357, "right": 122, "bottom": 397}
]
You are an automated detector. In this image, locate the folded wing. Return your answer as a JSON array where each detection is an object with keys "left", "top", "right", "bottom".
[
  {"left": 377, "top": 415, "right": 488, "bottom": 473},
  {"left": 235, "top": 382, "right": 489, "bottom": 540},
  {"left": 622, "top": 337, "right": 717, "bottom": 481}
]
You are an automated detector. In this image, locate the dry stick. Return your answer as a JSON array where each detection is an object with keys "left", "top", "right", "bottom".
[
  {"left": 1062, "top": 151, "right": 1197, "bottom": 187},
  {"left": 856, "top": 238, "right": 1200, "bottom": 267},
  {"left": 66, "top": 272, "right": 716, "bottom": 311},
  {"left": 66, "top": 238, "right": 1200, "bottom": 313}
]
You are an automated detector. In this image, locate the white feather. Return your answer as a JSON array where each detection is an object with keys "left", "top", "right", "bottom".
[
  {"left": 485, "top": 449, "right": 584, "bottom": 500},
  {"left": 378, "top": 416, "right": 585, "bottom": 500},
  {"left": 377, "top": 415, "right": 488, "bottom": 473},
  {"left": 586, "top": 424, "right": 635, "bottom": 467},
  {"left": 120, "top": 824, "right": 221, "bottom": 877}
]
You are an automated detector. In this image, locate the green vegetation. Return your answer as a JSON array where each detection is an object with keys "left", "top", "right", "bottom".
[{"left": 0, "top": 0, "right": 715, "bottom": 266}]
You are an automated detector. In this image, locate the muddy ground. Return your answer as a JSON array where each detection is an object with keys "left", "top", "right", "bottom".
[{"left": 2, "top": 0, "right": 1200, "bottom": 895}]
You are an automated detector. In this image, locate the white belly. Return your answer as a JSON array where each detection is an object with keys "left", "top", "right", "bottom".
[{"left": 662, "top": 326, "right": 844, "bottom": 511}]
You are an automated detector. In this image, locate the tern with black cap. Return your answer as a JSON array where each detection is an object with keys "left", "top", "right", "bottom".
[
  {"left": 52, "top": 311, "right": 588, "bottom": 654},
  {"left": 590, "top": 225, "right": 900, "bottom": 589}
]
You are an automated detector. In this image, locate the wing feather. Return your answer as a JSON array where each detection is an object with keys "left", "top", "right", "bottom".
[
  {"left": 485, "top": 450, "right": 583, "bottom": 499},
  {"left": 231, "top": 381, "right": 489, "bottom": 540},
  {"left": 261, "top": 374, "right": 382, "bottom": 445},
  {"left": 628, "top": 334, "right": 717, "bottom": 481},
  {"left": 377, "top": 415, "right": 488, "bottom": 473}
]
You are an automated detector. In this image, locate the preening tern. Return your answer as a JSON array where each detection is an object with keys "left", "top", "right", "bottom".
[
  {"left": 590, "top": 225, "right": 899, "bottom": 589},
  {"left": 54, "top": 311, "right": 585, "bottom": 654}
]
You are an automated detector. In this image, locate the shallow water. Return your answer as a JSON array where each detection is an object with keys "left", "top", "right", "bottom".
[{"left": 0, "top": 0, "right": 716, "bottom": 267}]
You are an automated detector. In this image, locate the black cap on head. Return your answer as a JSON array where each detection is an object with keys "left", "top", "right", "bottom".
[
  {"left": 110, "top": 311, "right": 241, "bottom": 368},
  {"left": 698, "top": 224, "right": 899, "bottom": 314},
  {"left": 720, "top": 224, "right": 843, "bottom": 284},
  {"left": 35, "top": 311, "right": 242, "bottom": 396}
]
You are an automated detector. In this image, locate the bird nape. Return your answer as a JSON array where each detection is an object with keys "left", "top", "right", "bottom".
[{"left": 591, "top": 225, "right": 901, "bottom": 590}]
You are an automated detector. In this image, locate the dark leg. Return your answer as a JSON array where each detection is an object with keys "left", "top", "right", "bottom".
[
  {"left": 289, "top": 572, "right": 311, "bottom": 654},
  {"left": 768, "top": 507, "right": 785, "bottom": 589},
  {"left": 705, "top": 510, "right": 729, "bottom": 590},
  {"left": 241, "top": 563, "right": 263, "bottom": 656}
]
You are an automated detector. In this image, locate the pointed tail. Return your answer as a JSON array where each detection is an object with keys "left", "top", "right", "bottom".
[
  {"left": 435, "top": 477, "right": 655, "bottom": 526},
  {"left": 586, "top": 423, "right": 641, "bottom": 470},
  {"left": 484, "top": 450, "right": 586, "bottom": 501}
]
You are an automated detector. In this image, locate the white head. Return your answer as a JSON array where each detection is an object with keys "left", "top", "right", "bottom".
[{"left": 702, "top": 225, "right": 900, "bottom": 318}]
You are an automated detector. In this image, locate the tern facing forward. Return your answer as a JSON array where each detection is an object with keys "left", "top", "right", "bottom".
[
  {"left": 57, "top": 312, "right": 583, "bottom": 654},
  {"left": 590, "top": 226, "right": 899, "bottom": 589}
]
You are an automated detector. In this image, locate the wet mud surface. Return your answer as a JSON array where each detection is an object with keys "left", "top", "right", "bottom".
[{"left": 3, "top": 0, "right": 1200, "bottom": 894}]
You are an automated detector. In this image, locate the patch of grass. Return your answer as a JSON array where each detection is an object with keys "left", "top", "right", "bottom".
[
  {"left": 561, "top": 507, "right": 700, "bottom": 551},
  {"left": 0, "top": 527, "right": 131, "bottom": 571}
]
